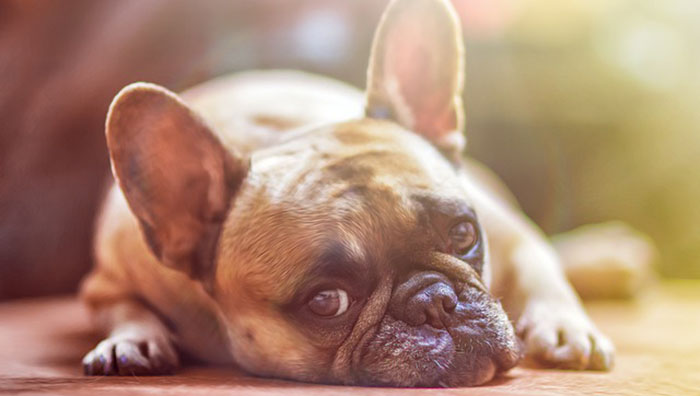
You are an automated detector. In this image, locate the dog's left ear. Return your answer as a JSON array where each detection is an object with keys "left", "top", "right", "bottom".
[{"left": 365, "top": 0, "right": 465, "bottom": 159}]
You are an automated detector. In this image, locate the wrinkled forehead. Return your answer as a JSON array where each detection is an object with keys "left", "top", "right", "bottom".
[
  {"left": 227, "top": 119, "right": 476, "bottom": 295},
  {"left": 247, "top": 119, "right": 476, "bottom": 255},
  {"left": 251, "top": 119, "right": 466, "bottom": 200}
]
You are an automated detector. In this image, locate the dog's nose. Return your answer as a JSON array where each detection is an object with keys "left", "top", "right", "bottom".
[{"left": 390, "top": 271, "right": 459, "bottom": 328}]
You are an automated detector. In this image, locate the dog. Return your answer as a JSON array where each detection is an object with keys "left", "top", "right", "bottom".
[{"left": 80, "top": 0, "right": 614, "bottom": 387}]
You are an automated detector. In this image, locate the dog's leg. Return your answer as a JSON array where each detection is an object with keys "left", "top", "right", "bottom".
[
  {"left": 553, "top": 222, "right": 656, "bottom": 299},
  {"left": 505, "top": 235, "right": 614, "bottom": 370},
  {"left": 80, "top": 270, "right": 179, "bottom": 376},
  {"left": 465, "top": 178, "right": 614, "bottom": 371},
  {"left": 81, "top": 299, "right": 179, "bottom": 376}
]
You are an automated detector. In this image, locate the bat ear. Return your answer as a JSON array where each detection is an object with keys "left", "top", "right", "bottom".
[
  {"left": 365, "top": 0, "right": 466, "bottom": 160},
  {"left": 106, "top": 83, "right": 248, "bottom": 281}
]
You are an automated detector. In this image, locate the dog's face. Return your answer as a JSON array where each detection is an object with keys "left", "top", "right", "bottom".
[
  {"left": 213, "top": 120, "right": 521, "bottom": 386},
  {"left": 105, "top": 0, "right": 520, "bottom": 387}
]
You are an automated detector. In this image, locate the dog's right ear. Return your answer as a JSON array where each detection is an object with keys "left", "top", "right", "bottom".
[{"left": 106, "top": 83, "right": 247, "bottom": 281}]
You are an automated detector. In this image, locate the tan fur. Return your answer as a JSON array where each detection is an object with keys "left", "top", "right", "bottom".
[{"left": 81, "top": 0, "right": 613, "bottom": 386}]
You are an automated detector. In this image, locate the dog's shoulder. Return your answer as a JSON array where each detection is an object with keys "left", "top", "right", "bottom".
[{"left": 461, "top": 158, "right": 520, "bottom": 210}]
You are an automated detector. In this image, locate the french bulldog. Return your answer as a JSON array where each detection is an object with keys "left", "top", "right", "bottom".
[{"left": 81, "top": 0, "right": 614, "bottom": 387}]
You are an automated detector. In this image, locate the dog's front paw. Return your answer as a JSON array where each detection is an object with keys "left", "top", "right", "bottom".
[
  {"left": 82, "top": 333, "right": 179, "bottom": 376},
  {"left": 516, "top": 300, "right": 614, "bottom": 371}
]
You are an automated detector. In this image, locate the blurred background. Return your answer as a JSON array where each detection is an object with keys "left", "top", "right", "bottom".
[{"left": 1, "top": 0, "right": 698, "bottom": 300}]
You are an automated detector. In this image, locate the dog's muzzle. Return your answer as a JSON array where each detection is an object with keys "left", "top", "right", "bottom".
[{"left": 356, "top": 271, "right": 521, "bottom": 387}]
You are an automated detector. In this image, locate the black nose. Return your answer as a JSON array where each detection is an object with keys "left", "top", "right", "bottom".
[{"left": 390, "top": 271, "right": 459, "bottom": 329}]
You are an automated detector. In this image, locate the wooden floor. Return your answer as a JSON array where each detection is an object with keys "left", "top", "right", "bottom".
[{"left": 1, "top": 282, "right": 699, "bottom": 395}]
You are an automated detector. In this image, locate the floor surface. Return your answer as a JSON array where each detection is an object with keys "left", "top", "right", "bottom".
[{"left": 1, "top": 282, "right": 698, "bottom": 395}]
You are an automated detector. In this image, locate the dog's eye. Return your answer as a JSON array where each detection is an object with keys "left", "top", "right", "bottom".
[
  {"left": 308, "top": 289, "right": 349, "bottom": 317},
  {"left": 449, "top": 221, "right": 477, "bottom": 256}
]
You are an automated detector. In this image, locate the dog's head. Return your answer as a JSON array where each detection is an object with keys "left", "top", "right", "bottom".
[{"left": 105, "top": 0, "right": 521, "bottom": 387}]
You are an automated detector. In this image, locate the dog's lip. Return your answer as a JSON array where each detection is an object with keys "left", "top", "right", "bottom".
[
  {"left": 354, "top": 316, "right": 455, "bottom": 387},
  {"left": 350, "top": 321, "right": 381, "bottom": 379}
]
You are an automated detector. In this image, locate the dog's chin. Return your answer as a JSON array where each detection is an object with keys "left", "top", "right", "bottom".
[{"left": 355, "top": 288, "right": 522, "bottom": 387}]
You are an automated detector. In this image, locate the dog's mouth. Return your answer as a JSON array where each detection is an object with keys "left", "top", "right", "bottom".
[{"left": 354, "top": 286, "right": 522, "bottom": 387}]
